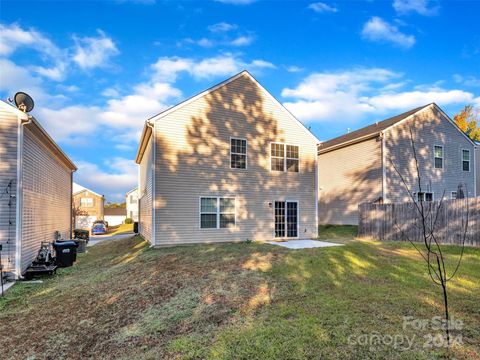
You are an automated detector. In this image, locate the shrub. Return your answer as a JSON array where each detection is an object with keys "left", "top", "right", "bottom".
[{"left": 124, "top": 218, "right": 133, "bottom": 224}]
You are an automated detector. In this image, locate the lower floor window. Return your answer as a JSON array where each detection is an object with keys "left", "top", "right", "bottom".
[
  {"left": 417, "top": 192, "right": 433, "bottom": 202},
  {"left": 200, "top": 197, "right": 236, "bottom": 229}
]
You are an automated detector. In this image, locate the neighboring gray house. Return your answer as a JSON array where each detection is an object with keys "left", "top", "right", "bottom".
[
  {"left": 136, "top": 71, "right": 319, "bottom": 246},
  {"left": 318, "top": 103, "right": 477, "bottom": 225},
  {"left": 0, "top": 100, "right": 76, "bottom": 279}
]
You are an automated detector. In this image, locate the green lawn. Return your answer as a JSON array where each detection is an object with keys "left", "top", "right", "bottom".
[
  {"left": 1, "top": 229, "right": 478, "bottom": 359},
  {"left": 106, "top": 222, "right": 134, "bottom": 235}
]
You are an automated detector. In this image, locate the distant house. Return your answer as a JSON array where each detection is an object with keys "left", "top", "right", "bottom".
[
  {"left": 318, "top": 103, "right": 477, "bottom": 225},
  {"left": 0, "top": 100, "right": 76, "bottom": 279},
  {"left": 125, "top": 187, "right": 138, "bottom": 221},
  {"left": 104, "top": 207, "right": 127, "bottom": 226},
  {"left": 73, "top": 185, "right": 105, "bottom": 228},
  {"left": 135, "top": 71, "right": 319, "bottom": 246}
]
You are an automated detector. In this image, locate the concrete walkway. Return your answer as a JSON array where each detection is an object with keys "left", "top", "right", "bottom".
[
  {"left": 266, "top": 239, "right": 344, "bottom": 249},
  {"left": 88, "top": 232, "right": 135, "bottom": 247}
]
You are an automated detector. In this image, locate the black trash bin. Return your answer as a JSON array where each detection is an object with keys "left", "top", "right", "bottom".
[
  {"left": 53, "top": 241, "right": 78, "bottom": 267},
  {"left": 133, "top": 221, "right": 139, "bottom": 234}
]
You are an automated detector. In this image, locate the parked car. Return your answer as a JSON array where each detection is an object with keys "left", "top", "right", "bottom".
[
  {"left": 91, "top": 223, "right": 107, "bottom": 235},
  {"left": 93, "top": 219, "right": 108, "bottom": 229}
]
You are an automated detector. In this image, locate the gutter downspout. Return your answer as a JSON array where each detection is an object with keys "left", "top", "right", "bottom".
[
  {"left": 315, "top": 144, "right": 319, "bottom": 237},
  {"left": 474, "top": 145, "right": 477, "bottom": 198},
  {"left": 380, "top": 132, "right": 387, "bottom": 203},
  {"left": 70, "top": 170, "right": 74, "bottom": 237},
  {"left": 14, "top": 113, "right": 31, "bottom": 279},
  {"left": 146, "top": 121, "right": 156, "bottom": 246}
]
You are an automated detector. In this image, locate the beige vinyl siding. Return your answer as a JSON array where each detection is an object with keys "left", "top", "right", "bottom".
[
  {"left": 20, "top": 127, "right": 72, "bottom": 272},
  {"left": 384, "top": 106, "right": 476, "bottom": 203},
  {"left": 318, "top": 138, "right": 383, "bottom": 225},
  {"left": 153, "top": 73, "right": 318, "bottom": 245},
  {"left": 0, "top": 108, "right": 18, "bottom": 275},
  {"left": 73, "top": 190, "right": 104, "bottom": 219},
  {"left": 139, "top": 136, "right": 153, "bottom": 243}
]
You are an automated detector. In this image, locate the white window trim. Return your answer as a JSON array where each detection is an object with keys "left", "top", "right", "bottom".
[
  {"left": 269, "top": 142, "right": 300, "bottom": 173},
  {"left": 199, "top": 196, "right": 236, "bottom": 230},
  {"left": 462, "top": 149, "right": 471, "bottom": 172},
  {"left": 230, "top": 137, "right": 247, "bottom": 170},
  {"left": 434, "top": 145, "right": 444, "bottom": 170},
  {"left": 415, "top": 191, "right": 434, "bottom": 202},
  {"left": 451, "top": 191, "right": 457, "bottom": 200},
  {"left": 273, "top": 199, "right": 299, "bottom": 239}
]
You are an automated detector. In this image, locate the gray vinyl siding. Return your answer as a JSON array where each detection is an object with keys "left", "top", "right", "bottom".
[
  {"left": 139, "top": 136, "right": 153, "bottom": 243},
  {"left": 20, "top": 127, "right": 72, "bottom": 272},
  {"left": 385, "top": 105, "right": 476, "bottom": 203},
  {"left": 318, "top": 138, "right": 383, "bottom": 225},
  {"left": 153, "top": 73, "right": 318, "bottom": 245},
  {"left": 0, "top": 108, "right": 18, "bottom": 275}
]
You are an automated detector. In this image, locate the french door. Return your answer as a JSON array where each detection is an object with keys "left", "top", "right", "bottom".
[{"left": 274, "top": 201, "right": 298, "bottom": 238}]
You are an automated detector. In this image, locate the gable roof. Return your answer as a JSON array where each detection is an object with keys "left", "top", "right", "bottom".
[
  {"left": 135, "top": 70, "right": 320, "bottom": 163},
  {"left": 0, "top": 100, "right": 77, "bottom": 171},
  {"left": 73, "top": 186, "right": 104, "bottom": 198},
  {"left": 318, "top": 103, "right": 476, "bottom": 154},
  {"left": 126, "top": 187, "right": 138, "bottom": 196}
]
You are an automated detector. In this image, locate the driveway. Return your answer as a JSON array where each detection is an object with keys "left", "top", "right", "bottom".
[{"left": 88, "top": 232, "right": 134, "bottom": 246}]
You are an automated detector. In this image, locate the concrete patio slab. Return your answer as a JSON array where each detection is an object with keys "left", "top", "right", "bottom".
[{"left": 266, "top": 239, "right": 344, "bottom": 249}]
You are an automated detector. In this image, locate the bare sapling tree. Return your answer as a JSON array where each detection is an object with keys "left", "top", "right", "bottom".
[{"left": 391, "top": 126, "right": 469, "bottom": 346}]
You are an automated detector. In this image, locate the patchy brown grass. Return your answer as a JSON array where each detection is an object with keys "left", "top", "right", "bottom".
[{"left": 1, "top": 233, "right": 479, "bottom": 359}]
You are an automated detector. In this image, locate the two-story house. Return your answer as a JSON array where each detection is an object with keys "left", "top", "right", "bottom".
[
  {"left": 317, "top": 103, "right": 477, "bottom": 225},
  {"left": 125, "top": 187, "right": 139, "bottom": 221},
  {"left": 135, "top": 71, "right": 320, "bottom": 246},
  {"left": 0, "top": 100, "right": 76, "bottom": 279},
  {"left": 72, "top": 184, "right": 105, "bottom": 229}
]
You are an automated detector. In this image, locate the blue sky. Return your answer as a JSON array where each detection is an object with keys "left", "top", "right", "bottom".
[{"left": 1, "top": 0, "right": 479, "bottom": 201}]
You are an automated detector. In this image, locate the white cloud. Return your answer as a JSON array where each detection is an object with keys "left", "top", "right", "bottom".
[
  {"left": 230, "top": 35, "right": 255, "bottom": 46},
  {"left": 0, "top": 23, "right": 60, "bottom": 57},
  {"left": 72, "top": 30, "right": 119, "bottom": 70},
  {"left": 308, "top": 2, "right": 338, "bottom": 13},
  {"left": 100, "top": 82, "right": 181, "bottom": 130},
  {"left": 286, "top": 65, "right": 304, "bottom": 73},
  {"left": 215, "top": 0, "right": 256, "bottom": 4},
  {"left": 367, "top": 90, "right": 474, "bottom": 111},
  {"left": 0, "top": 58, "right": 46, "bottom": 101},
  {"left": 74, "top": 157, "right": 138, "bottom": 202},
  {"left": 151, "top": 54, "right": 275, "bottom": 82},
  {"left": 393, "top": 0, "right": 439, "bottom": 16},
  {"left": 282, "top": 67, "right": 476, "bottom": 123},
  {"left": 102, "top": 87, "right": 120, "bottom": 97},
  {"left": 37, "top": 105, "right": 102, "bottom": 141},
  {"left": 197, "top": 38, "right": 214, "bottom": 47},
  {"left": 208, "top": 22, "right": 238, "bottom": 33},
  {"left": 453, "top": 74, "right": 480, "bottom": 87},
  {"left": 362, "top": 17, "right": 416, "bottom": 48},
  {"left": 0, "top": 23, "right": 67, "bottom": 81}
]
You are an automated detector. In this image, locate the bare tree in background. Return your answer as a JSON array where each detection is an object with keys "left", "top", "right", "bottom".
[{"left": 391, "top": 126, "right": 469, "bottom": 346}]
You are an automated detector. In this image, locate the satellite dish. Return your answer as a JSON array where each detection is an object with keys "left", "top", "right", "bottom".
[{"left": 14, "top": 92, "right": 34, "bottom": 113}]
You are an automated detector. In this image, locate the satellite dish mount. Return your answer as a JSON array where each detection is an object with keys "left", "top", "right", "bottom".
[{"left": 14, "top": 92, "right": 34, "bottom": 113}]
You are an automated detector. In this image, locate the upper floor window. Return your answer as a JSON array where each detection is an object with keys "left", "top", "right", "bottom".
[
  {"left": 270, "top": 143, "right": 299, "bottom": 173},
  {"left": 200, "top": 197, "right": 236, "bottom": 229},
  {"left": 80, "top": 197, "right": 93, "bottom": 207},
  {"left": 230, "top": 138, "right": 247, "bottom": 169},
  {"left": 434, "top": 146, "right": 443, "bottom": 169},
  {"left": 451, "top": 191, "right": 457, "bottom": 200},
  {"left": 130, "top": 195, "right": 138, "bottom": 204},
  {"left": 462, "top": 150, "right": 470, "bottom": 172}
]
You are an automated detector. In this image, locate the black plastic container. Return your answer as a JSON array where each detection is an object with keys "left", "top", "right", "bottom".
[
  {"left": 53, "top": 241, "right": 78, "bottom": 267},
  {"left": 133, "top": 221, "right": 139, "bottom": 234}
]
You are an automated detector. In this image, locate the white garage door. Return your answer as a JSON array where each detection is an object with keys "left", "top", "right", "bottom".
[{"left": 75, "top": 216, "right": 97, "bottom": 229}]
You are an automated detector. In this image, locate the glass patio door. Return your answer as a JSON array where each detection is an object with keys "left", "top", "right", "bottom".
[{"left": 274, "top": 201, "right": 298, "bottom": 238}]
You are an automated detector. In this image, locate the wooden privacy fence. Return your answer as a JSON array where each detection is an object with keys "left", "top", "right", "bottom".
[{"left": 358, "top": 198, "right": 480, "bottom": 247}]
